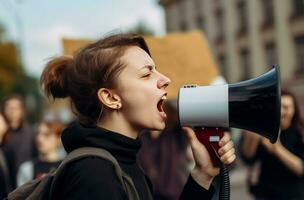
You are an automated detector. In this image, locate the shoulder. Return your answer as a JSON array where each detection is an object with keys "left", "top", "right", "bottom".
[
  {"left": 18, "top": 160, "right": 34, "bottom": 177},
  {"left": 67, "top": 156, "right": 117, "bottom": 177},
  {"left": 57, "top": 156, "right": 126, "bottom": 199},
  {"left": 17, "top": 160, "right": 33, "bottom": 187},
  {"left": 19, "top": 160, "right": 33, "bottom": 172}
]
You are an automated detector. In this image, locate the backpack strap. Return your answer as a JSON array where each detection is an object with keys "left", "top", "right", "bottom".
[
  {"left": 50, "top": 147, "right": 140, "bottom": 200},
  {"left": 138, "top": 164, "right": 154, "bottom": 200}
]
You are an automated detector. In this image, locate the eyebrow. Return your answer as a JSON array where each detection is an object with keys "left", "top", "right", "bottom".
[{"left": 140, "top": 65, "right": 156, "bottom": 71}]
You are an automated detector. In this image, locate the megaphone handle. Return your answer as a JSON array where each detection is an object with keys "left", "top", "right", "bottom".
[{"left": 194, "top": 127, "right": 224, "bottom": 167}]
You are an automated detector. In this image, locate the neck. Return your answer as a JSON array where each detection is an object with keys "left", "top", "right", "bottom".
[
  {"left": 281, "top": 122, "right": 292, "bottom": 132},
  {"left": 10, "top": 121, "right": 22, "bottom": 129},
  {"left": 150, "top": 130, "right": 161, "bottom": 139},
  {"left": 39, "top": 151, "right": 59, "bottom": 162},
  {"left": 98, "top": 111, "right": 140, "bottom": 139}
]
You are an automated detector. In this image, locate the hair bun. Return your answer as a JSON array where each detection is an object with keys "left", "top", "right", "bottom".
[{"left": 40, "top": 56, "right": 72, "bottom": 98}]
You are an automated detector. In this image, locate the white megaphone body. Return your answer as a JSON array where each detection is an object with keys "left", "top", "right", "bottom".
[{"left": 178, "top": 66, "right": 281, "bottom": 166}]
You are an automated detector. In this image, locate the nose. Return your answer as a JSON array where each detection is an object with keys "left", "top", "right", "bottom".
[{"left": 157, "top": 73, "right": 171, "bottom": 89}]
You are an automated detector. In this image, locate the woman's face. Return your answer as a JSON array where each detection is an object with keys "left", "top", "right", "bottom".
[
  {"left": 4, "top": 99, "right": 24, "bottom": 125},
  {"left": 36, "top": 123, "right": 60, "bottom": 155},
  {"left": 280, "top": 95, "right": 295, "bottom": 130},
  {"left": 115, "top": 46, "right": 171, "bottom": 131}
]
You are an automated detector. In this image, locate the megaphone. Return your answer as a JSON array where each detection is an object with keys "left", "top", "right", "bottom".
[{"left": 178, "top": 66, "right": 281, "bottom": 165}]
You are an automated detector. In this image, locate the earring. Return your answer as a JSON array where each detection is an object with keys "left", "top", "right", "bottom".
[
  {"left": 97, "top": 106, "right": 103, "bottom": 122},
  {"left": 116, "top": 104, "right": 121, "bottom": 109}
]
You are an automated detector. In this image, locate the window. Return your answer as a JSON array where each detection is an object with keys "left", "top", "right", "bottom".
[
  {"left": 291, "top": 0, "right": 304, "bottom": 17},
  {"left": 193, "top": 0, "right": 205, "bottom": 30},
  {"left": 265, "top": 43, "right": 277, "bottom": 68},
  {"left": 216, "top": 9, "right": 224, "bottom": 42},
  {"left": 295, "top": 36, "right": 304, "bottom": 73},
  {"left": 178, "top": 1, "right": 188, "bottom": 31},
  {"left": 218, "top": 54, "right": 228, "bottom": 79},
  {"left": 180, "top": 20, "right": 188, "bottom": 31},
  {"left": 237, "top": 1, "right": 248, "bottom": 34},
  {"left": 240, "top": 49, "right": 251, "bottom": 80},
  {"left": 262, "top": 0, "right": 274, "bottom": 27},
  {"left": 196, "top": 14, "right": 205, "bottom": 30}
]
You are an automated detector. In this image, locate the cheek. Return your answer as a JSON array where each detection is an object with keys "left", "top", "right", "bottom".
[
  {"left": 36, "top": 137, "right": 45, "bottom": 148},
  {"left": 123, "top": 87, "right": 154, "bottom": 112},
  {"left": 4, "top": 110, "right": 12, "bottom": 119},
  {"left": 121, "top": 85, "right": 157, "bottom": 123},
  {"left": 7, "top": 109, "right": 22, "bottom": 119},
  {"left": 121, "top": 81, "right": 155, "bottom": 107},
  {"left": 40, "top": 138, "right": 56, "bottom": 149},
  {"left": 287, "top": 110, "right": 295, "bottom": 120},
  {"left": 49, "top": 139, "right": 58, "bottom": 148}
]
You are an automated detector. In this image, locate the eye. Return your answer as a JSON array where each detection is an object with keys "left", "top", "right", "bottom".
[{"left": 142, "top": 73, "right": 151, "bottom": 78}]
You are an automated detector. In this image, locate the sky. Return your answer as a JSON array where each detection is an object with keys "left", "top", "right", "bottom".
[{"left": 0, "top": 0, "right": 165, "bottom": 77}]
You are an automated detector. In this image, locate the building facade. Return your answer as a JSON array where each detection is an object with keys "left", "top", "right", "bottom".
[{"left": 160, "top": 0, "right": 304, "bottom": 115}]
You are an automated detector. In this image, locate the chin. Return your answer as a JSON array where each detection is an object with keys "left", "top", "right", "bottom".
[
  {"left": 148, "top": 122, "right": 166, "bottom": 131},
  {"left": 155, "top": 123, "right": 166, "bottom": 131},
  {"left": 38, "top": 150, "right": 47, "bottom": 155}
]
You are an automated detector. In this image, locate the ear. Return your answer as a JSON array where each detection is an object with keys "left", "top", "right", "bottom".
[{"left": 97, "top": 88, "right": 122, "bottom": 110}]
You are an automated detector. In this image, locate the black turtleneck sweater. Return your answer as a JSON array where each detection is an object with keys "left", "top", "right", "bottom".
[{"left": 53, "top": 122, "right": 213, "bottom": 200}]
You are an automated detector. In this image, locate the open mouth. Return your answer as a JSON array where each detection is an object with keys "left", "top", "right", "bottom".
[
  {"left": 157, "top": 99, "right": 164, "bottom": 112},
  {"left": 157, "top": 93, "right": 167, "bottom": 113}
]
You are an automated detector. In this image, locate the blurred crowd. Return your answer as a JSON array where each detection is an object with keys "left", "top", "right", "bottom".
[
  {"left": 0, "top": 94, "right": 65, "bottom": 199},
  {"left": 0, "top": 88, "right": 304, "bottom": 200}
]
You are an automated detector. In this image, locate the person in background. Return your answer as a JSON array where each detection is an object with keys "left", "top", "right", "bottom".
[
  {"left": 1, "top": 94, "right": 37, "bottom": 169},
  {"left": 17, "top": 120, "right": 64, "bottom": 186},
  {"left": 138, "top": 101, "right": 192, "bottom": 200},
  {"left": 0, "top": 113, "right": 16, "bottom": 198},
  {"left": 240, "top": 89, "right": 304, "bottom": 200}
]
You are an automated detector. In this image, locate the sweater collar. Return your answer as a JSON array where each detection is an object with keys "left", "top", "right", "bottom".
[{"left": 61, "top": 122, "right": 141, "bottom": 164}]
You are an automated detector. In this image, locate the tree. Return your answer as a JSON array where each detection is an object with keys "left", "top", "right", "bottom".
[
  {"left": 0, "top": 22, "right": 42, "bottom": 123},
  {"left": 128, "top": 21, "right": 155, "bottom": 36}
]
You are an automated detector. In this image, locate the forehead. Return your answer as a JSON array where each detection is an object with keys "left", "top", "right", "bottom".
[
  {"left": 5, "top": 99, "right": 23, "bottom": 107},
  {"left": 120, "top": 46, "right": 154, "bottom": 70},
  {"left": 38, "top": 123, "right": 50, "bottom": 133}
]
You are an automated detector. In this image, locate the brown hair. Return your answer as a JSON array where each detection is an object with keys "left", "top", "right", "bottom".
[
  {"left": 40, "top": 33, "right": 151, "bottom": 125},
  {"left": 281, "top": 89, "right": 304, "bottom": 138}
]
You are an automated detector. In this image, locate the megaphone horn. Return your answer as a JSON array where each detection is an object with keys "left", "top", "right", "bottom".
[{"left": 178, "top": 65, "right": 281, "bottom": 143}]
